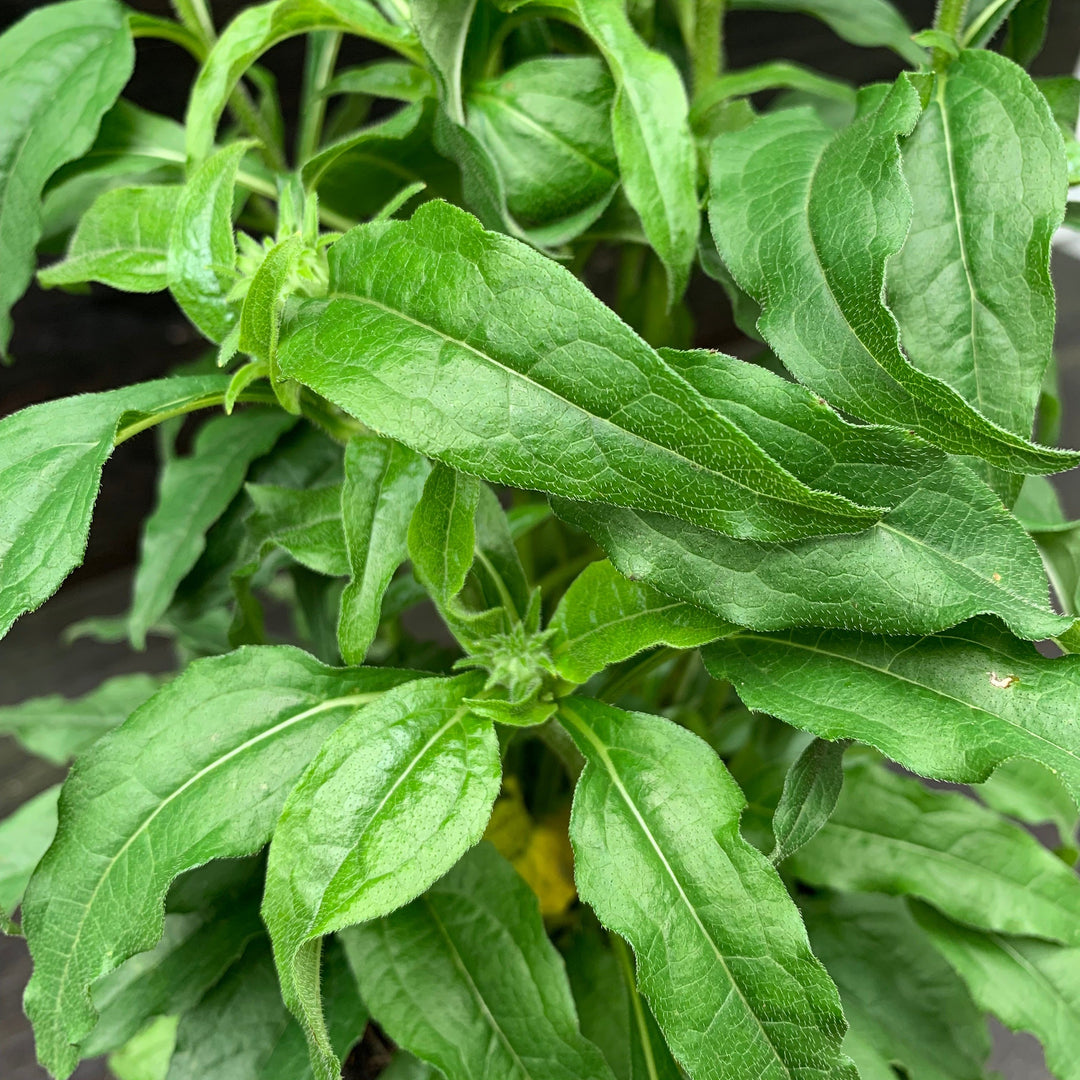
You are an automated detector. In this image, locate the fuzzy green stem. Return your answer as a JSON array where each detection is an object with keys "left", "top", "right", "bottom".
[
  {"left": 170, "top": 0, "right": 215, "bottom": 46},
  {"left": 296, "top": 31, "right": 342, "bottom": 164},
  {"left": 932, "top": 0, "right": 969, "bottom": 69},
  {"left": 692, "top": 0, "right": 726, "bottom": 102}
]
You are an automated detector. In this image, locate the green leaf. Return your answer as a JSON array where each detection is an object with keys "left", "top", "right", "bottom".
[
  {"left": 407, "top": 463, "right": 480, "bottom": 610},
  {"left": 728, "top": 0, "right": 924, "bottom": 64},
  {"left": 977, "top": 758, "right": 1079, "bottom": 844},
  {"left": 340, "top": 841, "right": 616, "bottom": 1080},
  {"left": 0, "top": 673, "right": 162, "bottom": 764},
  {"left": 548, "top": 559, "right": 733, "bottom": 685},
  {"left": 552, "top": 346, "right": 1067, "bottom": 641},
  {"left": 21, "top": 646, "right": 414, "bottom": 1078},
  {"left": 38, "top": 184, "right": 180, "bottom": 292},
  {"left": 184, "top": 0, "right": 418, "bottom": 165},
  {"left": 322, "top": 59, "right": 433, "bottom": 103},
  {"left": 130, "top": 409, "right": 296, "bottom": 648},
  {"left": 962, "top": 0, "right": 1022, "bottom": 48},
  {"left": 0, "top": 785, "right": 59, "bottom": 928},
  {"left": 1003, "top": 0, "right": 1051, "bottom": 67},
  {"left": 770, "top": 738, "right": 848, "bottom": 866},
  {"left": 262, "top": 672, "right": 501, "bottom": 1080},
  {"left": 788, "top": 762, "right": 1080, "bottom": 946},
  {"left": 467, "top": 56, "right": 618, "bottom": 242},
  {"left": 913, "top": 902, "right": 1080, "bottom": 1080},
  {"left": 564, "top": 925, "right": 682, "bottom": 1080},
  {"left": 1037, "top": 76, "right": 1080, "bottom": 185},
  {"left": 0, "top": 0, "right": 133, "bottom": 356},
  {"left": 888, "top": 51, "right": 1066, "bottom": 446},
  {"left": 559, "top": 696, "right": 854, "bottom": 1080},
  {"left": 0, "top": 374, "right": 230, "bottom": 640},
  {"left": 279, "top": 200, "right": 881, "bottom": 542},
  {"left": 83, "top": 894, "right": 263, "bottom": 1056},
  {"left": 569, "top": 0, "right": 699, "bottom": 299},
  {"left": 702, "top": 619, "right": 1080, "bottom": 805},
  {"left": 802, "top": 893, "right": 991, "bottom": 1080},
  {"left": 708, "top": 77, "right": 1079, "bottom": 475},
  {"left": 168, "top": 141, "right": 251, "bottom": 343},
  {"left": 168, "top": 937, "right": 368, "bottom": 1080},
  {"left": 338, "top": 435, "right": 430, "bottom": 663},
  {"left": 109, "top": 1015, "right": 177, "bottom": 1080}
]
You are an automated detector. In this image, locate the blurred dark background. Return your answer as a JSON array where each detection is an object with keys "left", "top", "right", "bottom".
[{"left": 2, "top": 0, "right": 1080, "bottom": 1077}]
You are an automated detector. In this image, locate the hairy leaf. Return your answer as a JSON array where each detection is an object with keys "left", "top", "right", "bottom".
[
  {"left": 167, "top": 937, "right": 367, "bottom": 1080},
  {"left": 130, "top": 409, "right": 295, "bottom": 647},
  {"left": 168, "top": 142, "right": 252, "bottom": 343},
  {"left": 560, "top": 697, "right": 853, "bottom": 1080},
  {"left": 802, "top": 893, "right": 990, "bottom": 1080},
  {"left": 39, "top": 184, "right": 180, "bottom": 292},
  {"left": 0, "top": 374, "right": 230, "bottom": 640},
  {"left": 21, "top": 647, "right": 414, "bottom": 1078},
  {"left": 548, "top": 559, "right": 733, "bottom": 685},
  {"left": 83, "top": 899, "right": 263, "bottom": 1056},
  {"left": 789, "top": 763, "right": 1080, "bottom": 946},
  {"left": 407, "top": 463, "right": 479, "bottom": 609},
  {"left": 279, "top": 200, "right": 879, "bottom": 541},
  {"left": 0, "top": 0, "right": 133, "bottom": 355},
  {"left": 0, "top": 673, "right": 162, "bottom": 764},
  {"left": 703, "top": 619, "right": 1080, "bottom": 803},
  {"left": 770, "top": 738, "right": 848, "bottom": 866},
  {"left": 338, "top": 436, "right": 429, "bottom": 663},
  {"left": 263, "top": 672, "right": 501, "bottom": 1080},
  {"left": 341, "top": 842, "right": 616, "bottom": 1080},
  {"left": 888, "top": 51, "right": 1066, "bottom": 441},
  {"left": 184, "top": 0, "right": 417, "bottom": 165},
  {"left": 708, "top": 78, "right": 1078, "bottom": 474},
  {"left": 913, "top": 903, "right": 1080, "bottom": 1080},
  {"left": 0, "top": 785, "right": 59, "bottom": 928}
]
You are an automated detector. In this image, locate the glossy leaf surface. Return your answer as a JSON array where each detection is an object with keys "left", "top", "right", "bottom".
[
  {"left": 708, "top": 78, "right": 1078, "bottom": 474},
  {"left": 888, "top": 50, "right": 1066, "bottom": 439},
  {"left": 338, "top": 435, "right": 429, "bottom": 663},
  {"left": 548, "top": 559, "right": 733, "bottom": 685}
]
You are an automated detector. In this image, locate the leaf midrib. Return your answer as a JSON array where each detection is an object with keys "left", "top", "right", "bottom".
[
  {"left": 564, "top": 705, "right": 795, "bottom": 1079},
  {"left": 325, "top": 288, "right": 872, "bottom": 528}
]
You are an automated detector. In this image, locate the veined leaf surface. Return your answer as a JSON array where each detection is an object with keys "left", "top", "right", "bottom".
[
  {"left": 560, "top": 697, "right": 854, "bottom": 1080},
  {"left": 888, "top": 50, "right": 1066, "bottom": 440},
  {"left": 708, "top": 78, "right": 1078, "bottom": 474},
  {"left": 0, "top": 0, "right": 133, "bottom": 355},
  {"left": 278, "top": 200, "right": 880, "bottom": 542},
  {"left": 789, "top": 763, "right": 1080, "bottom": 946},
  {"left": 262, "top": 673, "right": 501, "bottom": 1080},
  {"left": 341, "top": 842, "right": 617, "bottom": 1080},
  {"left": 703, "top": 619, "right": 1080, "bottom": 803},
  {"left": 21, "top": 647, "right": 415, "bottom": 1078},
  {"left": 0, "top": 375, "right": 230, "bottom": 640}
]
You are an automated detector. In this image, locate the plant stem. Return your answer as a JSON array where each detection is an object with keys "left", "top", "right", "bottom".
[
  {"left": 296, "top": 31, "right": 342, "bottom": 164},
  {"left": 692, "top": 0, "right": 726, "bottom": 102},
  {"left": 170, "top": 0, "right": 287, "bottom": 173},
  {"left": 932, "top": 0, "right": 969, "bottom": 69}
]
